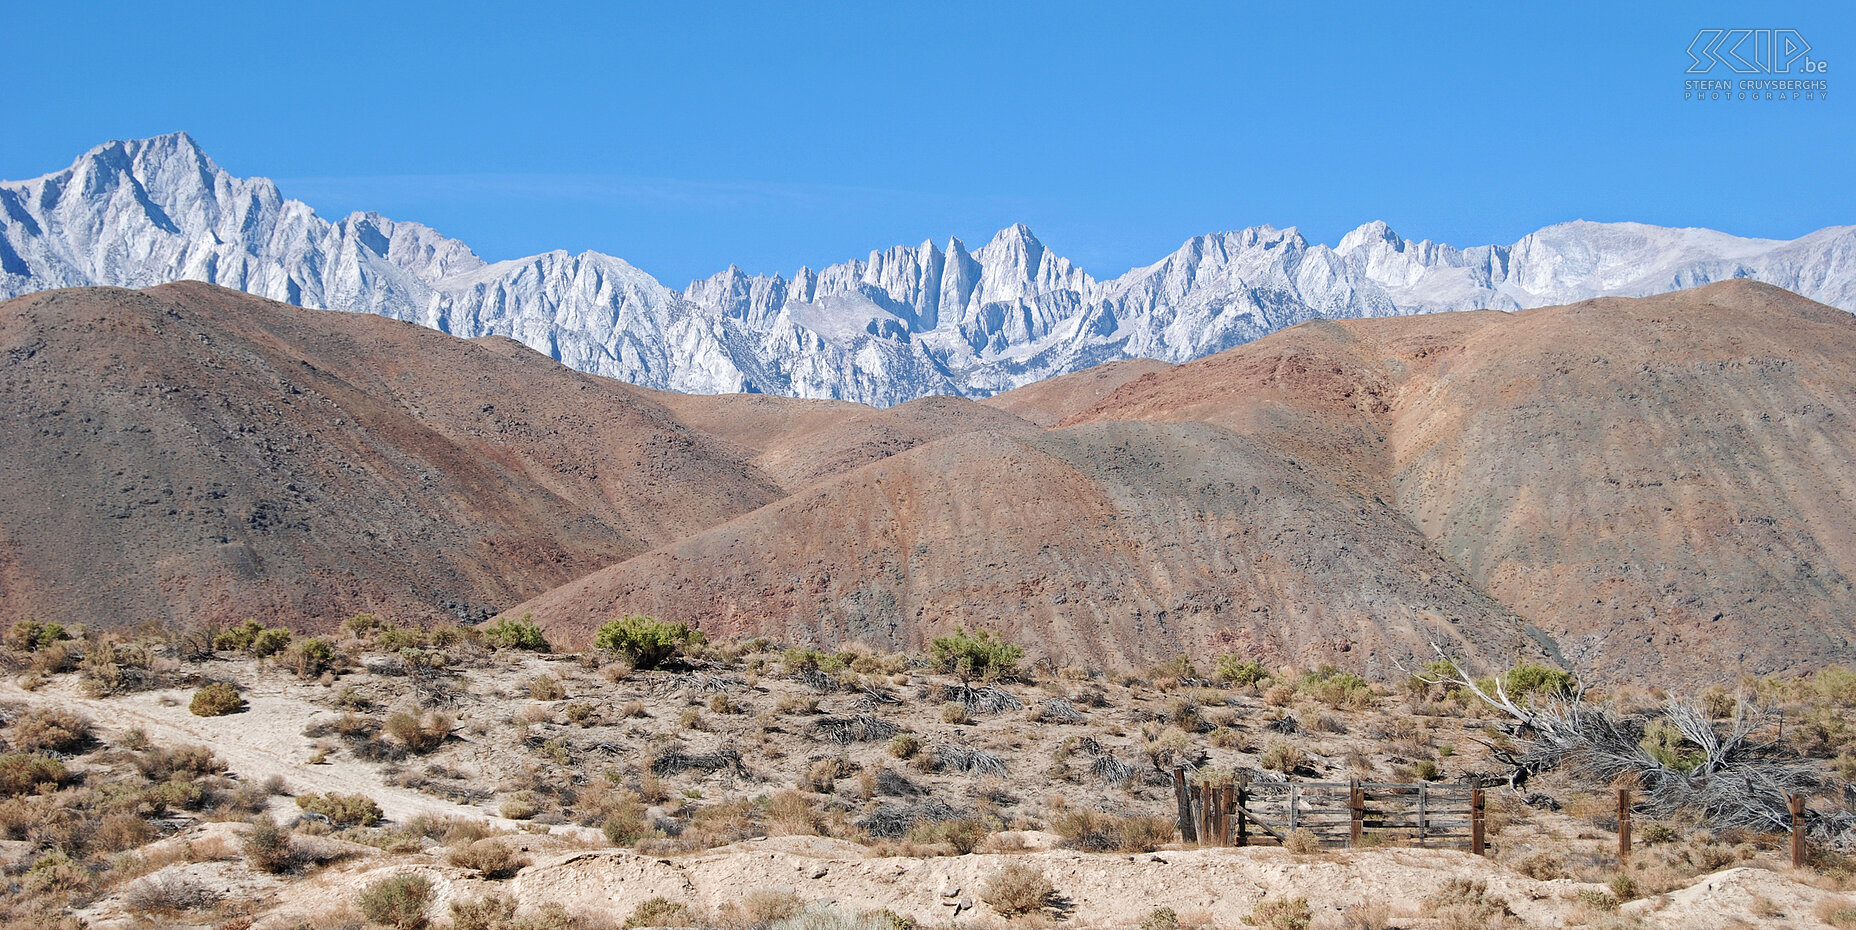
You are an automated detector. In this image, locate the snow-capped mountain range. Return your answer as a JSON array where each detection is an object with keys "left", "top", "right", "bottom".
[{"left": 5, "top": 133, "right": 1853, "bottom": 405}]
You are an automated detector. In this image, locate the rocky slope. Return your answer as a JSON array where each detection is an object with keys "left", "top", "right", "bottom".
[
  {"left": 0, "top": 282, "right": 787, "bottom": 630},
  {"left": 512, "top": 282, "right": 1856, "bottom": 681},
  {"left": 4, "top": 133, "right": 1853, "bottom": 405},
  {"left": 6, "top": 277, "right": 1855, "bottom": 680}
]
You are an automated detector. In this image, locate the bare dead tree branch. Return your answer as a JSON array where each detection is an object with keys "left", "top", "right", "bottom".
[{"left": 1418, "top": 645, "right": 1855, "bottom": 843}]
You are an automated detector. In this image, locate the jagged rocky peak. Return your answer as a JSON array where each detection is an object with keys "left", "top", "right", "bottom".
[
  {"left": 3, "top": 134, "right": 1854, "bottom": 407},
  {"left": 1337, "top": 220, "right": 1404, "bottom": 253}
]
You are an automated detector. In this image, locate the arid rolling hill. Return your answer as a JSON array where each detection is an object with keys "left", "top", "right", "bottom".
[
  {"left": 6, "top": 279, "right": 1854, "bottom": 680},
  {"left": 0, "top": 282, "right": 790, "bottom": 630},
  {"left": 1057, "top": 279, "right": 1856, "bottom": 678},
  {"left": 512, "top": 281, "right": 1856, "bottom": 681}
]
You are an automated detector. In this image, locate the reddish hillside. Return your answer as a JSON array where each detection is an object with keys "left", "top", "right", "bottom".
[
  {"left": 1063, "top": 280, "right": 1856, "bottom": 678},
  {"left": 0, "top": 282, "right": 785, "bottom": 630},
  {"left": 513, "top": 281, "right": 1856, "bottom": 679}
]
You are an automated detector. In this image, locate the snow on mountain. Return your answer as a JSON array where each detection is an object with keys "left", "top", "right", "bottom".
[{"left": 4, "top": 133, "right": 1853, "bottom": 405}]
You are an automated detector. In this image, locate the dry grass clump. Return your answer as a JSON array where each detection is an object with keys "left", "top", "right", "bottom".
[
  {"left": 624, "top": 896, "right": 696, "bottom": 928},
  {"left": 906, "top": 816, "right": 989, "bottom": 854},
  {"left": 1281, "top": 828, "right": 1321, "bottom": 855},
  {"left": 124, "top": 873, "right": 223, "bottom": 916},
  {"left": 887, "top": 733, "right": 921, "bottom": 759},
  {"left": 1423, "top": 878, "right": 1517, "bottom": 930},
  {"left": 447, "top": 837, "right": 531, "bottom": 878},
  {"left": 1325, "top": 904, "right": 1390, "bottom": 930},
  {"left": 717, "top": 889, "right": 804, "bottom": 927},
  {"left": 1245, "top": 897, "right": 1311, "bottom": 930},
  {"left": 1509, "top": 849, "right": 1569, "bottom": 880},
  {"left": 1260, "top": 742, "right": 1305, "bottom": 774},
  {"left": 528, "top": 674, "right": 566, "bottom": 701},
  {"left": 1050, "top": 809, "right": 1174, "bottom": 852},
  {"left": 764, "top": 789, "right": 823, "bottom": 835},
  {"left": 1816, "top": 896, "right": 1856, "bottom": 929},
  {"left": 802, "top": 757, "right": 848, "bottom": 793},
  {"left": 449, "top": 895, "right": 587, "bottom": 930},
  {"left": 982, "top": 860, "right": 1053, "bottom": 916},
  {"left": 501, "top": 791, "right": 543, "bottom": 821}
]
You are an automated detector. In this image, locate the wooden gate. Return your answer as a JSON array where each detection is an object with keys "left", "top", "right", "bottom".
[{"left": 1173, "top": 770, "right": 1485, "bottom": 854}]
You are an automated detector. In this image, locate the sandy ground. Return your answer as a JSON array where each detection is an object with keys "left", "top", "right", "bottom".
[
  {"left": 238, "top": 834, "right": 1848, "bottom": 929},
  {"left": 0, "top": 675, "right": 510, "bottom": 827}
]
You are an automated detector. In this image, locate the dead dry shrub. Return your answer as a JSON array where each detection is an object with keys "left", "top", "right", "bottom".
[
  {"left": 9, "top": 707, "right": 92, "bottom": 753},
  {"left": 1050, "top": 809, "right": 1173, "bottom": 852},
  {"left": 1509, "top": 849, "right": 1568, "bottom": 880},
  {"left": 93, "top": 812, "right": 156, "bottom": 852},
  {"left": 802, "top": 758, "right": 847, "bottom": 793},
  {"left": 451, "top": 893, "right": 519, "bottom": 930},
  {"left": 982, "top": 860, "right": 1053, "bottom": 917},
  {"left": 500, "top": 791, "right": 542, "bottom": 821},
  {"left": 1282, "top": 828, "right": 1322, "bottom": 855},
  {"left": 125, "top": 874, "right": 223, "bottom": 915},
  {"left": 1246, "top": 897, "right": 1311, "bottom": 930},
  {"left": 243, "top": 815, "right": 299, "bottom": 873},
  {"left": 765, "top": 789, "right": 821, "bottom": 835},
  {"left": 727, "top": 889, "right": 804, "bottom": 926},
  {"left": 1260, "top": 742, "right": 1305, "bottom": 774},
  {"left": 297, "top": 791, "right": 383, "bottom": 827},
  {"left": 528, "top": 675, "right": 565, "bottom": 701},
  {"left": 1326, "top": 903, "right": 1390, "bottom": 930},
  {"left": 357, "top": 872, "right": 434, "bottom": 929},
  {"left": 385, "top": 710, "right": 452, "bottom": 754},
  {"left": 907, "top": 817, "right": 989, "bottom": 854},
  {"left": 624, "top": 897, "right": 695, "bottom": 929},
  {"left": 135, "top": 742, "right": 222, "bottom": 780},
  {"left": 448, "top": 837, "right": 530, "bottom": 878}
]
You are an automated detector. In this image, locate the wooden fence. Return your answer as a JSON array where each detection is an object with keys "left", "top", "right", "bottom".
[{"left": 1172, "top": 770, "right": 1485, "bottom": 854}]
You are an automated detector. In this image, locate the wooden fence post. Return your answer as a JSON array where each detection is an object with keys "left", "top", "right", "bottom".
[
  {"left": 1221, "top": 784, "right": 1235, "bottom": 846},
  {"left": 1235, "top": 774, "right": 1249, "bottom": 847},
  {"left": 1172, "top": 768, "right": 1196, "bottom": 843},
  {"left": 1791, "top": 793, "right": 1806, "bottom": 868},
  {"left": 1417, "top": 781, "right": 1428, "bottom": 843},
  {"left": 1288, "top": 782, "right": 1300, "bottom": 834},
  {"left": 1470, "top": 787, "right": 1486, "bottom": 856},
  {"left": 1199, "top": 782, "right": 1213, "bottom": 846},
  {"left": 1617, "top": 788, "right": 1632, "bottom": 863},
  {"left": 1349, "top": 779, "right": 1363, "bottom": 847}
]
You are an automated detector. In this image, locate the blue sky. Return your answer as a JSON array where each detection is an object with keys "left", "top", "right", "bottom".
[{"left": 4, "top": 1, "right": 1846, "bottom": 285}]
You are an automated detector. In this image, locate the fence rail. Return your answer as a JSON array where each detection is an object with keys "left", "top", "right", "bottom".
[{"left": 1172, "top": 769, "right": 1485, "bottom": 854}]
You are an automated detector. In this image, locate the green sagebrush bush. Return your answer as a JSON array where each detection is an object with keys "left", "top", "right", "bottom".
[{"left": 594, "top": 616, "right": 705, "bottom": 670}]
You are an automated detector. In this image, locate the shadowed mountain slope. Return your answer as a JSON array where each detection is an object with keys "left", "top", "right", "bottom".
[{"left": 0, "top": 282, "right": 786, "bottom": 630}]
